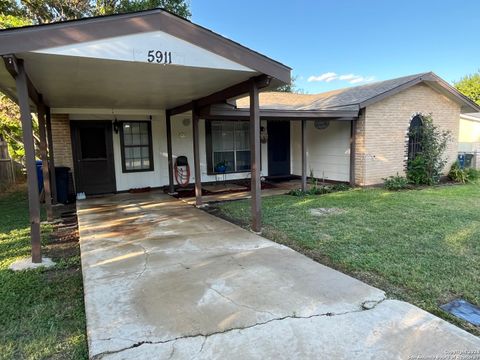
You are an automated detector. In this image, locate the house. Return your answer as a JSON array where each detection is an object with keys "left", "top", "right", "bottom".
[
  {"left": 48, "top": 73, "right": 480, "bottom": 194},
  {"left": 459, "top": 112, "right": 480, "bottom": 168},
  {"left": 234, "top": 73, "right": 480, "bottom": 186},
  {"left": 0, "top": 9, "right": 479, "bottom": 260}
]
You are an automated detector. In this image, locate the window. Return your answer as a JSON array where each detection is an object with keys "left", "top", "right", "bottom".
[
  {"left": 207, "top": 121, "right": 250, "bottom": 173},
  {"left": 120, "top": 121, "right": 153, "bottom": 172},
  {"left": 408, "top": 115, "right": 423, "bottom": 160}
]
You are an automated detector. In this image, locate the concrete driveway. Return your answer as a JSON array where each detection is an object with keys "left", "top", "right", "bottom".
[{"left": 77, "top": 191, "right": 480, "bottom": 359}]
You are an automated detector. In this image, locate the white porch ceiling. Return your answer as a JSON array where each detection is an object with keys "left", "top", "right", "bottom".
[{"left": 13, "top": 52, "right": 261, "bottom": 110}]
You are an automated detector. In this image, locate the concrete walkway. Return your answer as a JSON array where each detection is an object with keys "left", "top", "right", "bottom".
[{"left": 77, "top": 191, "right": 480, "bottom": 359}]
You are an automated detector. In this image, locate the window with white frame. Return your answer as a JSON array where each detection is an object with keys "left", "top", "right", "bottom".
[
  {"left": 209, "top": 121, "right": 250, "bottom": 173},
  {"left": 120, "top": 121, "right": 153, "bottom": 172}
]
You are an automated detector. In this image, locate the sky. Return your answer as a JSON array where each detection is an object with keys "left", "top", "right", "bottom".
[{"left": 190, "top": 0, "right": 480, "bottom": 94}]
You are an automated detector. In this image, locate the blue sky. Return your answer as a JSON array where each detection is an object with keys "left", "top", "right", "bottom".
[{"left": 191, "top": 0, "right": 479, "bottom": 93}]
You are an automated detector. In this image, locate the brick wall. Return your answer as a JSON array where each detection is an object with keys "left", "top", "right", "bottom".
[
  {"left": 50, "top": 114, "right": 74, "bottom": 171},
  {"left": 355, "top": 83, "right": 460, "bottom": 185}
]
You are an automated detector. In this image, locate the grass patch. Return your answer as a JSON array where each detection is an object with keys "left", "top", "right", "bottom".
[
  {"left": 212, "top": 184, "right": 480, "bottom": 335},
  {"left": 0, "top": 186, "right": 87, "bottom": 360}
]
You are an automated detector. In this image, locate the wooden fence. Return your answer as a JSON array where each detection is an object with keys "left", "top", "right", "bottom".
[{"left": 0, "top": 140, "right": 15, "bottom": 188}]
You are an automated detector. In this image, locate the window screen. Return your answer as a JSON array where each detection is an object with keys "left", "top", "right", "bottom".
[{"left": 120, "top": 121, "right": 153, "bottom": 172}]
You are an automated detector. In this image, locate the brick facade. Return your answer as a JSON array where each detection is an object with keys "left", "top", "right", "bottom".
[
  {"left": 354, "top": 83, "right": 460, "bottom": 185},
  {"left": 50, "top": 114, "right": 74, "bottom": 171}
]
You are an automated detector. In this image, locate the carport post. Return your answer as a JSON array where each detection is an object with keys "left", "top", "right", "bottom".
[
  {"left": 15, "top": 59, "right": 42, "bottom": 263},
  {"left": 192, "top": 105, "right": 202, "bottom": 206},
  {"left": 37, "top": 99, "right": 53, "bottom": 221},
  {"left": 45, "top": 108, "right": 57, "bottom": 203},
  {"left": 301, "top": 119, "right": 307, "bottom": 192},
  {"left": 165, "top": 110, "right": 175, "bottom": 194},
  {"left": 250, "top": 80, "right": 261, "bottom": 232}
]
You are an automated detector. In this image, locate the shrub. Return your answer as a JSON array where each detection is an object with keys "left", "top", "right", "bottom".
[
  {"left": 448, "top": 162, "right": 480, "bottom": 183},
  {"left": 466, "top": 168, "right": 480, "bottom": 182},
  {"left": 383, "top": 174, "right": 409, "bottom": 190},
  {"left": 448, "top": 161, "right": 468, "bottom": 183},
  {"left": 288, "top": 188, "right": 305, "bottom": 196},
  {"left": 407, "top": 156, "right": 432, "bottom": 185},
  {"left": 331, "top": 183, "right": 351, "bottom": 192},
  {"left": 287, "top": 183, "right": 350, "bottom": 196},
  {"left": 406, "top": 115, "right": 452, "bottom": 185},
  {"left": 308, "top": 185, "right": 332, "bottom": 195}
]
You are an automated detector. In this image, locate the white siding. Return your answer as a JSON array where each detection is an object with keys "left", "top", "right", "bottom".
[
  {"left": 69, "top": 111, "right": 269, "bottom": 191},
  {"left": 291, "top": 120, "right": 351, "bottom": 182}
]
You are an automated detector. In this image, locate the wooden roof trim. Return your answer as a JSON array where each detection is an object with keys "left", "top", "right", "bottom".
[{"left": 0, "top": 9, "right": 291, "bottom": 84}]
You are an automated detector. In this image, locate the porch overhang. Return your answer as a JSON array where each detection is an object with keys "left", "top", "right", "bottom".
[
  {"left": 0, "top": 9, "right": 291, "bottom": 111},
  {"left": 200, "top": 105, "right": 359, "bottom": 121},
  {"left": 0, "top": 9, "right": 292, "bottom": 261}
]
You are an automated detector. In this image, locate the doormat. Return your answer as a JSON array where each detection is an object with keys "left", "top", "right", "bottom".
[{"left": 440, "top": 299, "right": 480, "bottom": 326}]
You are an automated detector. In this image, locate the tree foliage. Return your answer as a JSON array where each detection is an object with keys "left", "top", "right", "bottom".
[
  {"left": 454, "top": 70, "right": 480, "bottom": 105},
  {"left": 275, "top": 75, "right": 307, "bottom": 94},
  {"left": 406, "top": 115, "right": 452, "bottom": 185},
  {"left": 1, "top": 0, "right": 191, "bottom": 24}
]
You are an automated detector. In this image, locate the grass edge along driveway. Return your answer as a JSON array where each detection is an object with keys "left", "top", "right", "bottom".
[
  {"left": 212, "top": 184, "right": 480, "bottom": 336},
  {"left": 0, "top": 188, "right": 88, "bottom": 360}
]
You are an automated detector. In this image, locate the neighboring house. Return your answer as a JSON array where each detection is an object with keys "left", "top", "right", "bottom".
[
  {"left": 459, "top": 113, "right": 480, "bottom": 152},
  {"left": 459, "top": 112, "right": 480, "bottom": 169}
]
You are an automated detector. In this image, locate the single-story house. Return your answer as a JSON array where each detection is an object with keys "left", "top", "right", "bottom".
[
  {"left": 50, "top": 73, "right": 480, "bottom": 193},
  {"left": 0, "top": 9, "right": 479, "bottom": 260}
]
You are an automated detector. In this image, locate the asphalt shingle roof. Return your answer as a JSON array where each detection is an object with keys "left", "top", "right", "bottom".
[{"left": 236, "top": 72, "right": 432, "bottom": 111}]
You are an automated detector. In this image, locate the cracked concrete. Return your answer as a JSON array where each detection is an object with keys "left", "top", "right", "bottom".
[{"left": 77, "top": 191, "right": 480, "bottom": 359}]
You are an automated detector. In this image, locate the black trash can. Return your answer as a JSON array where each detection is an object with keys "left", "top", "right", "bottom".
[{"left": 55, "top": 166, "right": 70, "bottom": 204}]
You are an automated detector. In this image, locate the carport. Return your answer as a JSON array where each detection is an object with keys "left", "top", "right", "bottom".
[{"left": 0, "top": 9, "right": 291, "bottom": 263}]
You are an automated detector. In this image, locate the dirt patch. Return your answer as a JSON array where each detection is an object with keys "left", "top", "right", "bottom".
[
  {"left": 309, "top": 208, "right": 345, "bottom": 216},
  {"left": 44, "top": 208, "right": 80, "bottom": 261}
]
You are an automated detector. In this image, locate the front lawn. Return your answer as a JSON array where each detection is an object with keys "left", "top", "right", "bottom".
[
  {"left": 212, "top": 184, "right": 480, "bottom": 335},
  {"left": 0, "top": 187, "right": 87, "bottom": 360}
]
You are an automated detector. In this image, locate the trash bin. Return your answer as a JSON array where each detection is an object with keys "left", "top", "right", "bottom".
[
  {"left": 36, "top": 160, "right": 43, "bottom": 193},
  {"left": 465, "top": 153, "right": 474, "bottom": 168},
  {"left": 458, "top": 153, "right": 465, "bottom": 169},
  {"left": 55, "top": 166, "right": 70, "bottom": 204}
]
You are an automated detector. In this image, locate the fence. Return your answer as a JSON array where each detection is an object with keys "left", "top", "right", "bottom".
[{"left": 0, "top": 140, "right": 15, "bottom": 188}]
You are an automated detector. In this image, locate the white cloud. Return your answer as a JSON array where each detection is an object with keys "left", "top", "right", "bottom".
[
  {"left": 308, "top": 72, "right": 375, "bottom": 85},
  {"left": 307, "top": 72, "right": 338, "bottom": 82}
]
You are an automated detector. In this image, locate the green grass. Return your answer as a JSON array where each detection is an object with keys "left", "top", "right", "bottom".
[
  {"left": 0, "top": 187, "right": 87, "bottom": 360},
  {"left": 213, "top": 183, "right": 480, "bottom": 335}
]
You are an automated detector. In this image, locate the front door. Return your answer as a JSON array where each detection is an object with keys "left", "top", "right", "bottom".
[
  {"left": 267, "top": 120, "right": 291, "bottom": 177},
  {"left": 71, "top": 121, "right": 116, "bottom": 195}
]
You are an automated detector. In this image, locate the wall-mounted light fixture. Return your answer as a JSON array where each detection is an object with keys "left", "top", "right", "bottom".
[{"left": 113, "top": 118, "right": 119, "bottom": 134}]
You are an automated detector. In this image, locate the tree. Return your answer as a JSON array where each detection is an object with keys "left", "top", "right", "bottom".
[
  {"left": 14, "top": 0, "right": 190, "bottom": 23},
  {"left": 407, "top": 115, "right": 452, "bottom": 185},
  {"left": 454, "top": 70, "right": 480, "bottom": 105},
  {"left": 275, "top": 75, "right": 307, "bottom": 94}
]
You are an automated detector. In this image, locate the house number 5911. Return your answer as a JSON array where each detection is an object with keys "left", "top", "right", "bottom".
[{"left": 147, "top": 50, "right": 172, "bottom": 64}]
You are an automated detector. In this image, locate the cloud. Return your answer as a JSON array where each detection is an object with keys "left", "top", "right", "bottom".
[
  {"left": 307, "top": 72, "right": 338, "bottom": 82},
  {"left": 308, "top": 72, "right": 375, "bottom": 85}
]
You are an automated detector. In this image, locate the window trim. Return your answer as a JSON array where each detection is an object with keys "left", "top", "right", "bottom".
[
  {"left": 205, "top": 119, "right": 252, "bottom": 175},
  {"left": 119, "top": 120, "right": 154, "bottom": 173}
]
